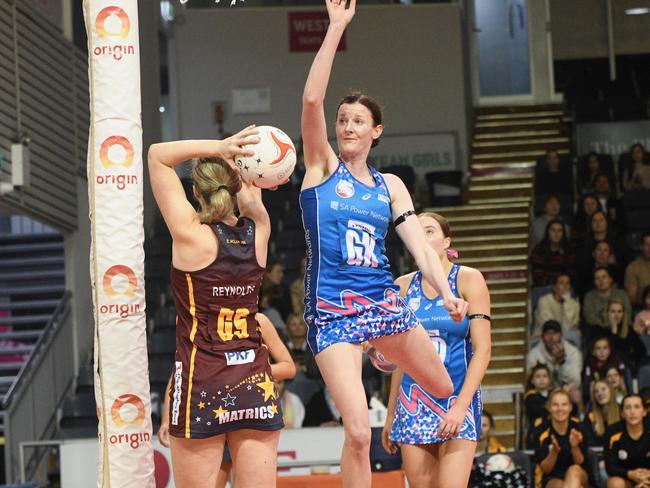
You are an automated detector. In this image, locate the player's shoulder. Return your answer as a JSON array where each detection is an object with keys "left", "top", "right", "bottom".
[
  {"left": 457, "top": 265, "right": 485, "bottom": 282},
  {"left": 457, "top": 265, "right": 487, "bottom": 296},
  {"left": 380, "top": 172, "right": 408, "bottom": 193},
  {"left": 395, "top": 271, "right": 418, "bottom": 288}
]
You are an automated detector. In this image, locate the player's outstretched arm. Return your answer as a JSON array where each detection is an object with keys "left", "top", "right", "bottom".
[
  {"left": 157, "top": 375, "right": 173, "bottom": 448},
  {"left": 147, "top": 126, "right": 259, "bottom": 242},
  {"left": 301, "top": 0, "right": 355, "bottom": 176},
  {"left": 385, "top": 174, "right": 468, "bottom": 321}
]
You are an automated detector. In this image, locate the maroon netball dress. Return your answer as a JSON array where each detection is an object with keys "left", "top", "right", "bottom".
[{"left": 169, "top": 217, "right": 283, "bottom": 438}]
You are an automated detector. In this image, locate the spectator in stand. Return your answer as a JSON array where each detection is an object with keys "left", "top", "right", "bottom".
[
  {"left": 290, "top": 256, "right": 306, "bottom": 317},
  {"left": 261, "top": 260, "right": 292, "bottom": 321},
  {"left": 593, "top": 172, "right": 622, "bottom": 227},
  {"left": 527, "top": 321, "right": 582, "bottom": 395},
  {"left": 622, "top": 143, "right": 650, "bottom": 192},
  {"left": 578, "top": 152, "right": 607, "bottom": 194},
  {"left": 531, "top": 220, "right": 575, "bottom": 287},
  {"left": 625, "top": 232, "right": 650, "bottom": 308},
  {"left": 577, "top": 241, "right": 623, "bottom": 297},
  {"left": 534, "top": 273, "right": 581, "bottom": 345},
  {"left": 475, "top": 411, "right": 507, "bottom": 455},
  {"left": 583, "top": 380, "right": 621, "bottom": 448},
  {"left": 284, "top": 313, "right": 308, "bottom": 368},
  {"left": 633, "top": 285, "right": 650, "bottom": 336},
  {"left": 535, "top": 149, "right": 574, "bottom": 198},
  {"left": 605, "top": 298, "right": 646, "bottom": 367},
  {"left": 583, "top": 337, "right": 629, "bottom": 398},
  {"left": 532, "top": 389, "right": 588, "bottom": 488},
  {"left": 572, "top": 194, "right": 603, "bottom": 248},
  {"left": 583, "top": 267, "right": 632, "bottom": 330},
  {"left": 276, "top": 379, "right": 305, "bottom": 429},
  {"left": 259, "top": 293, "right": 286, "bottom": 332},
  {"left": 586, "top": 299, "right": 629, "bottom": 349},
  {"left": 606, "top": 366, "right": 628, "bottom": 405},
  {"left": 525, "top": 364, "right": 552, "bottom": 448},
  {"left": 303, "top": 384, "right": 344, "bottom": 427},
  {"left": 531, "top": 195, "right": 571, "bottom": 247},
  {"left": 578, "top": 210, "right": 626, "bottom": 273},
  {"left": 604, "top": 394, "right": 650, "bottom": 488}
]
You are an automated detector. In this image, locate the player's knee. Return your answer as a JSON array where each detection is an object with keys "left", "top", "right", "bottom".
[
  {"left": 606, "top": 477, "right": 627, "bottom": 488},
  {"left": 565, "top": 464, "right": 585, "bottom": 481},
  {"left": 345, "top": 425, "right": 371, "bottom": 453},
  {"left": 405, "top": 472, "right": 433, "bottom": 488},
  {"left": 434, "top": 377, "right": 454, "bottom": 397}
]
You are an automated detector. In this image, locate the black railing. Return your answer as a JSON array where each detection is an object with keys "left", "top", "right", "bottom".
[{"left": 2, "top": 291, "right": 72, "bottom": 409}]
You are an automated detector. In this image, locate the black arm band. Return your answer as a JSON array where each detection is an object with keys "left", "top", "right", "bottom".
[
  {"left": 394, "top": 210, "right": 415, "bottom": 227},
  {"left": 468, "top": 314, "right": 491, "bottom": 321}
]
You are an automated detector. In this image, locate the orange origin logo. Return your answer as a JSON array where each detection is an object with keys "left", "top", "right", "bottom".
[
  {"left": 111, "top": 393, "right": 145, "bottom": 428},
  {"left": 270, "top": 131, "right": 295, "bottom": 166},
  {"left": 100, "top": 136, "right": 134, "bottom": 168},
  {"left": 95, "top": 6, "right": 130, "bottom": 38},
  {"left": 103, "top": 265, "right": 137, "bottom": 298}
]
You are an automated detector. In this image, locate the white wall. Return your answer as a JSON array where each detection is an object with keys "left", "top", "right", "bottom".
[
  {"left": 170, "top": 4, "right": 470, "bottom": 170},
  {"left": 551, "top": 0, "right": 650, "bottom": 60}
]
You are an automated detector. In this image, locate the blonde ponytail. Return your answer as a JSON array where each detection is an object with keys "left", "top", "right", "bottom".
[{"left": 192, "top": 157, "right": 241, "bottom": 223}]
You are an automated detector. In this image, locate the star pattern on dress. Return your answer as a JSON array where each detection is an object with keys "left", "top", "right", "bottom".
[
  {"left": 213, "top": 406, "right": 228, "bottom": 419},
  {"left": 271, "top": 403, "right": 278, "bottom": 416},
  {"left": 222, "top": 393, "right": 237, "bottom": 407},
  {"left": 226, "top": 373, "right": 265, "bottom": 392},
  {"left": 195, "top": 417, "right": 201, "bottom": 423},
  {"left": 256, "top": 157, "right": 262, "bottom": 164},
  {"left": 198, "top": 401, "right": 206, "bottom": 409},
  {"left": 200, "top": 390, "right": 207, "bottom": 398},
  {"left": 256, "top": 373, "right": 276, "bottom": 401},
  {"left": 247, "top": 385, "right": 252, "bottom": 390}
]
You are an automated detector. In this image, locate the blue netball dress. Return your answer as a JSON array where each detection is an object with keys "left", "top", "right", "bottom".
[
  {"left": 299, "top": 161, "right": 419, "bottom": 354},
  {"left": 390, "top": 265, "right": 482, "bottom": 444}
]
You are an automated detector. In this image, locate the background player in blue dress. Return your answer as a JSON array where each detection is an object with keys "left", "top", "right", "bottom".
[
  {"left": 300, "top": 1, "right": 469, "bottom": 486},
  {"left": 382, "top": 212, "right": 491, "bottom": 488}
]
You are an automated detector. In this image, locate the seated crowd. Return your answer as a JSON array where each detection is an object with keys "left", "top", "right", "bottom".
[
  {"left": 525, "top": 144, "right": 650, "bottom": 486},
  {"left": 161, "top": 144, "right": 650, "bottom": 485}
]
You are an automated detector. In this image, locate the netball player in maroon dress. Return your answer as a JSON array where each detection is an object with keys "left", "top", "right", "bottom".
[{"left": 148, "top": 126, "right": 283, "bottom": 487}]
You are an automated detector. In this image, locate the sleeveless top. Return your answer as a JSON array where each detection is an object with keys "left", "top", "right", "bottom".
[
  {"left": 171, "top": 217, "right": 264, "bottom": 353},
  {"left": 299, "top": 161, "right": 398, "bottom": 328},
  {"left": 401, "top": 265, "right": 472, "bottom": 396}
]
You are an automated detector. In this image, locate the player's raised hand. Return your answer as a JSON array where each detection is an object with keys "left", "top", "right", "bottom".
[
  {"left": 326, "top": 0, "right": 356, "bottom": 27},
  {"left": 219, "top": 125, "right": 260, "bottom": 160},
  {"left": 443, "top": 296, "right": 469, "bottom": 323}
]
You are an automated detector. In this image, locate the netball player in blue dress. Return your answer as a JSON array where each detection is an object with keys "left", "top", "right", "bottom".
[
  {"left": 382, "top": 212, "right": 492, "bottom": 488},
  {"left": 301, "top": 2, "right": 469, "bottom": 486}
]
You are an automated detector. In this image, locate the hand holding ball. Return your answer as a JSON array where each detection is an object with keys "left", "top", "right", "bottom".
[{"left": 235, "top": 126, "right": 296, "bottom": 189}]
